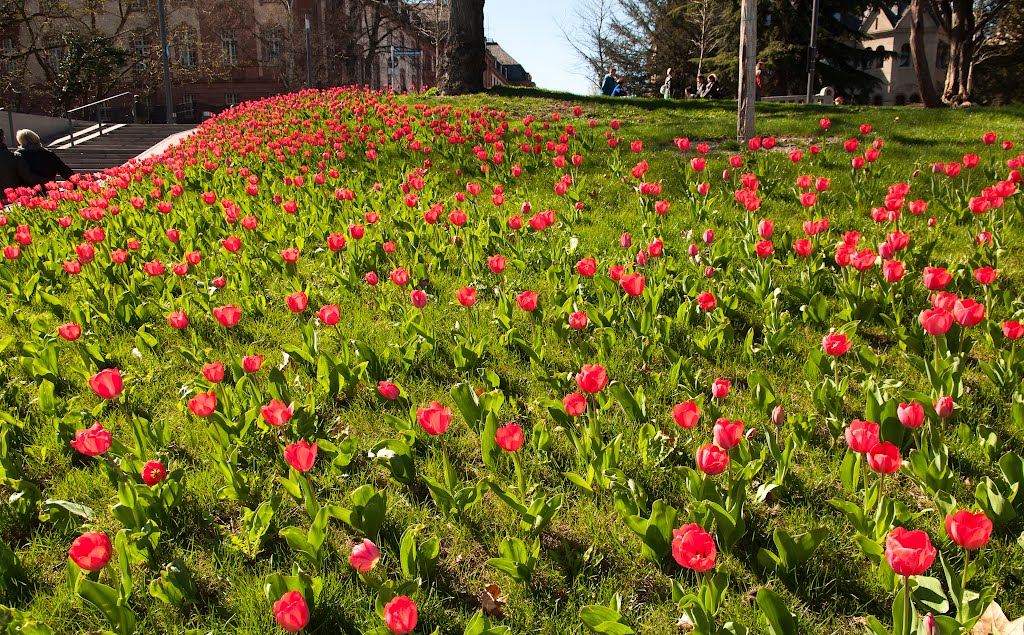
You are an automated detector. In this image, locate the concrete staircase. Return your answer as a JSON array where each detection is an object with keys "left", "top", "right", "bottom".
[{"left": 51, "top": 124, "right": 195, "bottom": 174}]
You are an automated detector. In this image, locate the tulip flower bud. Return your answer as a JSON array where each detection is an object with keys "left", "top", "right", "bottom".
[{"left": 771, "top": 405, "right": 785, "bottom": 427}]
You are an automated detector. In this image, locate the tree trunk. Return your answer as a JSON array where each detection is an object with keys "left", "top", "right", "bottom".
[
  {"left": 438, "top": 0, "right": 485, "bottom": 94},
  {"left": 910, "top": 0, "right": 943, "bottom": 107},
  {"left": 943, "top": 0, "right": 973, "bottom": 103}
]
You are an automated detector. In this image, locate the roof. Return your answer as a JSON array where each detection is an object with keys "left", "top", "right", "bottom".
[{"left": 485, "top": 41, "right": 520, "bottom": 67}]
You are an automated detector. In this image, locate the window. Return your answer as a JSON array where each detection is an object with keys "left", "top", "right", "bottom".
[
  {"left": 895, "top": 94, "right": 906, "bottom": 106},
  {"left": 263, "top": 29, "right": 281, "bottom": 65},
  {"left": 47, "top": 39, "right": 65, "bottom": 70},
  {"left": 874, "top": 46, "right": 885, "bottom": 69},
  {"left": 898, "top": 43, "right": 910, "bottom": 67},
  {"left": 936, "top": 42, "right": 949, "bottom": 69},
  {"left": 225, "top": 93, "right": 239, "bottom": 107},
  {"left": 1, "top": 38, "right": 15, "bottom": 74},
  {"left": 130, "top": 33, "right": 148, "bottom": 57},
  {"left": 221, "top": 31, "right": 238, "bottom": 65},
  {"left": 97, "top": 103, "right": 112, "bottom": 121},
  {"left": 131, "top": 0, "right": 147, "bottom": 10},
  {"left": 178, "top": 29, "right": 196, "bottom": 67},
  {"left": 181, "top": 94, "right": 195, "bottom": 118}
]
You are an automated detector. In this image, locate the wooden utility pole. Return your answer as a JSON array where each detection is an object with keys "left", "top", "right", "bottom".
[{"left": 737, "top": 0, "right": 756, "bottom": 141}]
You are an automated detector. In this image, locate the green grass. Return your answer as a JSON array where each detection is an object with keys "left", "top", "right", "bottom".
[{"left": 1, "top": 86, "right": 1024, "bottom": 634}]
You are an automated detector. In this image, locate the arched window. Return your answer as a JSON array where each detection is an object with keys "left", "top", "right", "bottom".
[
  {"left": 873, "top": 95, "right": 884, "bottom": 106},
  {"left": 895, "top": 94, "right": 906, "bottom": 106},
  {"left": 899, "top": 43, "right": 911, "bottom": 67},
  {"left": 909, "top": 93, "right": 920, "bottom": 103},
  {"left": 875, "top": 46, "right": 885, "bottom": 69}
]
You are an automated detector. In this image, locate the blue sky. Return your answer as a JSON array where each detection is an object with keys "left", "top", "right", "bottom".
[{"left": 484, "top": 1, "right": 595, "bottom": 95}]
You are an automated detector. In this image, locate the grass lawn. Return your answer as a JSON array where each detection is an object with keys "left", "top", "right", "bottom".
[{"left": 1, "top": 86, "right": 1024, "bottom": 635}]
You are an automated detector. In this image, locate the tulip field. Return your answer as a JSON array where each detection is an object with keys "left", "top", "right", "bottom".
[{"left": 3, "top": 88, "right": 1024, "bottom": 635}]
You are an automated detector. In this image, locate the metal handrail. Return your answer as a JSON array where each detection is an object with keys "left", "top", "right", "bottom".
[
  {"left": 66, "top": 92, "right": 133, "bottom": 115},
  {"left": 65, "top": 92, "right": 136, "bottom": 147}
]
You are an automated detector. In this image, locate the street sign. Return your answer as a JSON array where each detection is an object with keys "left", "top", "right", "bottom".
[{"left": 392, "top": 48, "right": 421, "bottom": 57}]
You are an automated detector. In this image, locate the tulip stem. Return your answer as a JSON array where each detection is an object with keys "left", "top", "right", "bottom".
[
  {"left": 903, "top": 575, "right": 912, "bottom": 635},
  {"left": 861, "top": 454, "right": 870, "bottom": 513},
  {"left": 512, "top": 451, "right": 528, "bottom": 504},
  {"left": 961, "top": 549, "right": 970, "bottom": 607}
]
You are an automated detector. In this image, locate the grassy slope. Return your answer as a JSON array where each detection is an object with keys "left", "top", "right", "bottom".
[{"left": 2, "top": 88, "right": 1024, "bottom": 635}]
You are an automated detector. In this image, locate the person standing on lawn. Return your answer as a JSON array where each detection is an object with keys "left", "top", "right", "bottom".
[
  {"left": 660, "top": 68, "right": 673, "bottom": 99},
  {"left": 601, "top": 68, "right": 617, "bottom": 96}
]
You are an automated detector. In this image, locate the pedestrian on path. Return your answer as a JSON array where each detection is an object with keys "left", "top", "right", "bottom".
[{"left": 15, "top": 129, "right": 74, "bottom": 184}]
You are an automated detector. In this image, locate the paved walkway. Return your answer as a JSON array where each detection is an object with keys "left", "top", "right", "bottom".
[{"left": 134, "top": 128, "right": 196, "bottom": 162}]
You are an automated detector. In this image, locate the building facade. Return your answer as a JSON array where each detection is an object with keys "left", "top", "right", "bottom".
[
  {"left": 1, "top": 0, "right": 529, "bottom": 122},
  {"left": 856, "top": 4, "right": 947, "bottom": 105}
]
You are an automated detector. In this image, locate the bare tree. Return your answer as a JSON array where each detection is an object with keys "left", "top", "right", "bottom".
[
  {"left": 558, "top": 0, "right": 614, "bottom": 92},
  {"left": 681, "top": 0, "right": 729, "bottom": 76}
]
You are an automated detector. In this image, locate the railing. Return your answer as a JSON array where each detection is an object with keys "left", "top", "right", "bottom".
[
  {"left": 65, "top": 92, "right": 136, "bottom": 147},
  {"left": 1, "top": 107, "right": 12, "bottom": 145}
]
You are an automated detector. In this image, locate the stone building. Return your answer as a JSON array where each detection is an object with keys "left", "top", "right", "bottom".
[{"left": 856, "top": 3, "right": 947, "bottom": 105}]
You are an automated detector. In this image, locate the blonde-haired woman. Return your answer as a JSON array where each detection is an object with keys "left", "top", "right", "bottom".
[{"left": 15, "top": 129, "right": 74, "bottom": 184}]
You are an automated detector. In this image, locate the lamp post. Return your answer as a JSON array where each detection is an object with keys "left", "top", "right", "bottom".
[
  {"left": 157, "top": 0, "right": 174, "bottom": 122},
  {"left": 806, "top": 0, "right": 820, "bottom": 103},
  {"left": 305, "top": 14, "right": 313, "bottom": 88}
]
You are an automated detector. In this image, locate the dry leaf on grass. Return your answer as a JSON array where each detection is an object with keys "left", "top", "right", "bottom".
[
  {"left": 481, "top": 583, "right": 507, "bottom": 618},
  {"left": 972, "top": 602, "right": 1024, "bottom": 635}
]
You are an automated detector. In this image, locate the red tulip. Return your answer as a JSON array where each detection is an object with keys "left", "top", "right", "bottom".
[
  {"left": 867, "top": 441, "right": 901, "bottom": 473},
  {"left": 568, "top": 311, "right": 588, "bottom": 330},
  {"left": 70, "top": 422, "right": 112, "bottom": 456},
  {"left": 328, "top": 233, "right": 346, "bottom": 251},
  {"left": 576, "top": 257, "right": 597, "bottom": 277},
  {"left": 563, "top": 392, "right": 586, "bottom": 416},
  {"left": 919, "top": 309, "right": 952, "bottom": 336},
  {"left": 713, "top": 418, "right": 744, "bottom": 450},
  {"left": 167, "top": 310, "right": 188, "bottom": 329},
  {"left": 378, "top": 381, "right": 401, "bottom": 400},
  {"left": 575, "top": 364, "right": 608, "bottom": 394},
  {"left": 973, "top": 266, "right": 997, "bottom": 286},
  {"left": 672, "top": 402, "right": 700, "bottom": 428},
  {"left": 696, "top": 443, "right": 729, "bottom": 475},
  {"left": 945, "top": 510, "right": 993, "bottom": 551},
  {"left": 620, "top": 273, "right": 644, "bottom": 296},
  {"left": 317, "top": 304, "right": 340, "bottom": 325},
  {"left": 272, "top": 590, "right": 310, "bottom": 633},
  {"left": 456, "top": 287, "right": 477, "bottom": 307},
  {"left": 286, "top": 291, "right": 308, "bottom": 313},
  {"left": 68, "top": 531, "right": 112, "bottom": 572},
  {"left": 383, "top": 596, "right": 417, "bottom": 635},
  {"left": 390, "top": 267, "right": 410, "bottom": 286},
  {"left": 416, "top": 401, "right": 451, "bottom": 435},
  {"left": 934, "top": 396, "right": 954, "bottom": 418},
  {"left": 487, "top": 255, "right": 506, "bottom": 274},
  {"left": 262, "top": 399, "right": 294, "bottom": 426},
  {"left": 671, "top": 523, "right": 717, "bottom": 572},
  {"left": 89, "top": 368, "right": 123, "bottom": 400},
  {"left": 952, "top": 299, "right": 985, "bottom": 327},
  {"left": 922, "top": 267, "right": 952, "bottom": 291},
  {"left": 495, "top": 423, "right": 524, "bottom": 452},
  {"left": 845, "top": 419, "right": 880, "bottom": 454},
  {"left": 517, "top": 290, "right": 539, "bottom": 312},
  {"left": 822, "top": 331, "right": 851, "bottom": 356},
  {"left": 1003, "top": 320, "right": 1024, "bottom": 340},
  {"left": 755, "top": 240, "right": 774, "bottom": 258},
  {"left": 243, "top": 355, "right": 263, "bottom": 373},
  {"left": 885, "top": 527, "right": 936, "bottom": 577},
  {"left": 188, "top": 390, "right": 217, "bottom": 417},
  {"left": 697, "top": 292, "right": 716, "bottom": 311},
  {"left": 202, "top": 360, "right": 225, "bottom": 385},
  {"left": 284, "top": 440, "right": 318, "bottom": 472},
  {"left": 3, "top": 245, "right": 20, "bottom": 259},
  {"left": 883, "top": 260, "right": 905, "bottom": 282},
  {"left": 897, "top": 402, "right": 924, "bottom": 428},
  {"left": 213, "top": 305, "right": 241, "bottom": 327},
  {"left": 58, "top": 322, "right": 82, "bottom": 341},
  {"left": 793, "top": 239, "right": 813, "bottom": 257},
  {"left": 349, "top": 539, "right": 380, "bottom": 572},
  {"left": 410, "top": 290, "right": 428, "bottom": 308},
  {"left": 710, "top": 378, "right": 730, "bottom": 399},
  {"left": 141, "top": 460, "right": 167, "bottom": 486}
]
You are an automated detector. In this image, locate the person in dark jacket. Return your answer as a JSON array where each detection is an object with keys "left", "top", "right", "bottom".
[
  {"left": 601, "top": 68, "right": 617, "bottom": 96},
  {"left": 611, "top": 77, "right": 627, "bottom": 97},
  {"left": 702, "top": 74, "right": 722, "bottom": 99},
  {"left": 1, "top": 128, "right": 43, "bottom": 197},
  {"left": 15, "top": 129, "right": 74, "bottom": 184}
]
